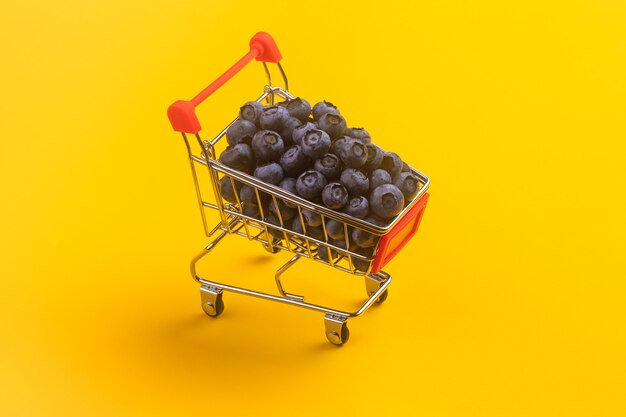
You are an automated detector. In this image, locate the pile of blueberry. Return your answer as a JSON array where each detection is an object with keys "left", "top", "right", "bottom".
[{"left": 217, "top": 97, "right": 421, "bottom": 268}]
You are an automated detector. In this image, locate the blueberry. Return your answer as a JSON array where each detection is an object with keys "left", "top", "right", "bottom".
[
  {"left": 380, "top": 152, "right": 403, "bottom": 177},
  {"left": 219, "top": 143, "right": 254, "bottom": 171},
  {"left": 219, "top": 176, "right": 241, "bottom": 203},
  {"left": 279, "top": 145, "right": 310, "bottom": 177},
  {"left": 301, "top": 208, "right": 322, "bottom": 227},
  {"left": 279, "top": 117, "right": 301, "bottom": 146},
  {"left": 351, "top": 217, "right": 383, "bottom": 247},
  {"left": 260, "top": 105, "right": 290, "bottom": 131},
  {"left": 285, "top": 97, "right": 312, "bottom": 122},
  {"left": 239, "top": 101, "right": 264, "bottom": 126},
  {"left": 278, "top": 177, "right": 297, "bottom": 196},
  {"left": 254, "top": 162, "right": 284, "bottom": 185},
  {"left": 242, "top": 203, "right": 261, "bottom": 219},
  {"left": 318, "top": 239, "right": 348, "bottom": 263},
  {"left": 362, "top": 143, "right": 384, "bottom": 172},
  {"left": 338, "top": 137, "right": 368, "bottom": 168},
  {"left": 239, "top": 184, "right": 258, "bottom": 204},
  {"left": 369, "top": 169, "right": 392, "bottom": 191},
  {"left": 226, "top": 119, "right": 257, "bottom": 146},
  {"left": 343, "top": 196, "right": 369, "bottom": 219},
  {"left": 325, "top": 219, "right": 346, "bottom": 240},
  {"left": 340, "top": 168, "right": 369, "bottom": 196},
  {"left": 393, "top": 172, "right": 421, "bottom": 201},
  {"left": 345, "top": 127, "right": 371, "bottom": 144},
  {"left": 296, "top": 170, "right": 327, "bottom": 199},
  {"left": 330, "top": 135, "right": 349, "bottom": 157},
  {"left": 352, "top": 247, "right": 375, "bottom": 272},
  {"left": 292, "top": 122, "right": 316, "bottom": 145},
  {"left": 322, "top": 182, "right": 349, "bottom": 209},
  {"left": 312, "top": 101, "right": 339, "bottom": 120},
  {"left": 370, "top": 184, "right": 405, "bottom": 219},
  {"left": 265, "top": 214, "right": 285, "bottom": 239},
  {"left": 269, "top": 198, "right": 296, "bottom": 222},
  {"left": 318, "top": 112, "right": 347, "bottom": 139},
  {"left": 251, "top": 130, "right": 284, "bottom": 162},
  {"left": 301, "top": 128, "right": 331, "bottom": 159},
  {"left": 313, "top": 153, "right": 342, "bottom": 180},
  {"left": 278, "top": 177, "right": 298, "bottom": 208},
  {"left": 291, "top": 217, "right": 325, "bottom": 241}
]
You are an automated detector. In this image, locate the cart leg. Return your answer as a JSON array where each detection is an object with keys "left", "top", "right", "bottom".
[
  {"left": 274, "top": 254, "right": 305, "bottom": 301},
  {"left": 365, "top": 271, "right": 390, "bottom": 304},
  {"left": 324, "top": 314, "right": 350, "bottom": 345},
  {"left": 200, "top": 285, "right": 225, "bottom": 317}
]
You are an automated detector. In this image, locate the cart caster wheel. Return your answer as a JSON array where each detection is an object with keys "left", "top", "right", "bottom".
[
  {"left": 200, "top": 286, "right": 224, "bottom": 317},
  {"left": 376, "top": 289, "right": 389, "bottom": 304},
  {"left": 263, "top": 243, "right": 280, "bottom": 254},
  {"left": 324, "top": 314, "right": 350, "bottom": 346}
]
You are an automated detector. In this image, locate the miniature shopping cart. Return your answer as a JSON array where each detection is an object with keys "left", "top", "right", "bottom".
[{"left": 167, "top": 32, "right": 430, "bottom": 345}]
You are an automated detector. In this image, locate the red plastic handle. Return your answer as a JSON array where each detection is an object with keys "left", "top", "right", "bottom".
[
  {"left": 167, "top": 32, "right": 282, "bottom": 134},
  {"left": 371, "top": 193, "right": 430, "bottom": 274}
]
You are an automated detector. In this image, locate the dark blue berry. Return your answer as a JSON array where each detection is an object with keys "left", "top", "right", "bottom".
[
  {"left": 370, "top": 184, "right": 405, "bottom": 219},
  {"left": 343, "top": 196, "right": 369, "bottom": 219},
  {"left": 338, "top": 137, "right": 368, "bottom": 168},
  {"left": 219, "top": 143, "right": 254, "bottom": 171},
  {"left": 301, "top": 129, "right": 331, "bottom": 159},
  {"left": 318, "top": 112, "right": 347, "bottom": 139},
  {"left": 340, "top": 168, "right": 369, "bottom": 196},
  {"left": 352, "top": 247, "right": 375, "bottom": 272},
  {"left": 242, "top": 203, "right": 261, "bottom": 219},
  {"left": 345, "top": 127, "right": 371, "bottom": 144},
  {"left": 296, "top": 170, "right": 327, "bottom": 199},
  {"left": 312, "top": 101, "right": 339, "bottom": 120},
  {"left": 322, "top": 182, "right": 349, "bottom": 209},
  {"left": 292, "top": 122, "right": 316, "bottom": 145},
  {"left": 369, "top": 169, "right": 392, "bottom": 191},
  {"left": 239, "top": 184, "right": 258, "bottom": 204},
  {"left": 254, "top": 162, "right": 284, "bottom": 185},
  {"left": 318, "top": 239, "right": 348, "bottom": 263},
  {"left": 351, "top": 217, "right": 383, "bottom": 248},
  {"left": 269, "top": 198, "right": 296, "bottom": 222},
  {"left": 393, "top": 172, "right": 421, "bottom": 201},
  {"left": 330, "top": 135, "right": 349, "bottom": 157},
  {"left": 314, "top": 153, "right": 342, "bottom": 180},
  {"left": 325, "top": 219, "right": 345, "bottom": 240},
  {"left": 279, "top": 145, "right": 310, "bottom": 177},
  {"left": 226, "top": 119, "right": 257, "bottom": 146},
  {"left": 251, "top": 130, "right": 284, "bottom": 162},
  {"left": 278, "top": 177, "right": 298, "bottom": 208},
  {"left": 362, "top": 143, "right": 384, "bottom": 172},
  {"left": 291, "top": 217, "right": 325, "bottom": 241},
  {"left": 239, "top": 101, "right": 264, "bottom": 125},
  {"left": 301, "top": 209, "right": 322, "bottom": 227},
  {"left": 265, "top": 214, "right": 285, "bottom": 239},
  {"left": 219, "top": 176, "right": 240, "bottom": 203},
  {"left": 285, "top": 97, "right": 312, "bottom": 122},
  {"left": 260, "top": 105, "right": 290, "bottom": 131},
  {"left": 380, "top": 152, "right": 403, "bottom": 177},
  {"left": 279, "top": 117, "right": 301, "bottom": 146}
]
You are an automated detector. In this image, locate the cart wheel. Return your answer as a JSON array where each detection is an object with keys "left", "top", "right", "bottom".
[
  {"left": 326, "top": 323, "right": 350, "bottom": 346},
  {"left": 324, "top": 314, "right": 350, "bottom": 346},
  {"left": 264, "top": 243, "right": 280, "bottom": 254},
  {"left": 201, "top": 290, "right": 225, "bottom": 317},
  {"left": 376, "top": 289, "right": 389, "bottom": 304}
]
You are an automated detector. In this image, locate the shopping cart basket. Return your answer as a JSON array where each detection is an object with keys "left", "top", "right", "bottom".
[{"left": 167, "top": 32, "right": 430, "bottom": 345}]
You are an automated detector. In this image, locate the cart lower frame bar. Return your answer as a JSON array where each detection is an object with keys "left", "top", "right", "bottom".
[{"left": 190, "top": 229, "right": 392, "bottom": 319}]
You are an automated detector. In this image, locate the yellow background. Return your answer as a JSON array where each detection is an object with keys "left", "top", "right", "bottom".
[{"left": 1, "top": 1, "right": 625, "bottom": 416}]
